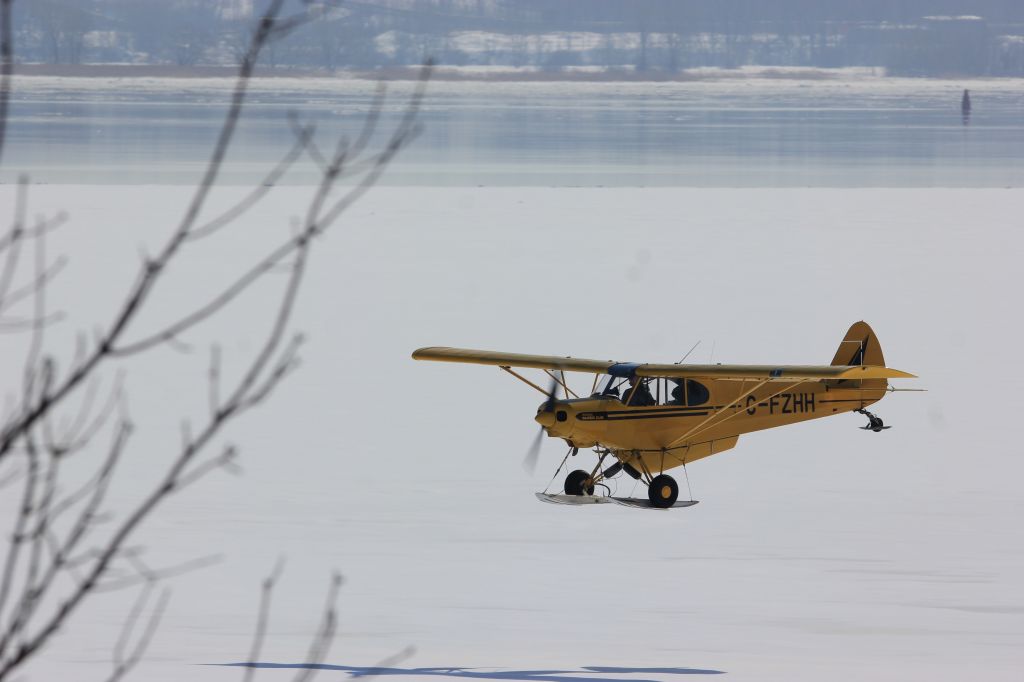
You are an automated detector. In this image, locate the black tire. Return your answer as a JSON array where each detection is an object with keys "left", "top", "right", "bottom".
[
  {"left": 648, "top": 474, "right": 679, "bottom": 508},
  {"left": 565, "top": 469, "right": 594, "bottom": 496}
]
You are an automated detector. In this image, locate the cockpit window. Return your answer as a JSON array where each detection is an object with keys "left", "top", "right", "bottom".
[
  {"left": 596, "top": 376, "right": 708, "bottom": 408},
  {"left": 596, "top": 375, "right": 620, "bottom": 397},
  {"left": 623, "top": 378, "right": 656, "bottom": 406},
  {"left": 667, "top": 379, "right": 710, "bottom": 406},
  {"left": 684, "top": 379, "right": 710, "bottom": 406}
]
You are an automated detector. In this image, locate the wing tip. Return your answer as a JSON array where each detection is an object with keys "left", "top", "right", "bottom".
[{"left": 412, "top": 346, "right": 443, "bottom": 360}]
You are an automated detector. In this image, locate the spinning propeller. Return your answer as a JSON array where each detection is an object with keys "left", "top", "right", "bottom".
[{"left": 522, "top": 374, "right": 560, "bottom": 475}]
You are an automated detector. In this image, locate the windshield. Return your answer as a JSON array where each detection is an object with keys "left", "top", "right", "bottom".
[{"left": 596, "top": 376, "right": 710, "bottom": 407}]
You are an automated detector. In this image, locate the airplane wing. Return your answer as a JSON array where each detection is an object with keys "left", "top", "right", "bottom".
[
  {"left": 412, "top": 347, "right": 614, "bottom": 373},
  {"left": 411, "top": 347, "right": 916, "bottom": 381},
  {"left": 635, "top": 363, "right": 915, "bottom": 380}
]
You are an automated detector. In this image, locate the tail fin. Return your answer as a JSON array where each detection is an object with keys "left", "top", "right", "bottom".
[{"left": 832, "top": 321, "right": 885, "bottom": 367}]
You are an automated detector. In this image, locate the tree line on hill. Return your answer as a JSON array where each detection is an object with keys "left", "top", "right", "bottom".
[{"left": 9, "top": 0, "right": 1024, "bottom": 76}]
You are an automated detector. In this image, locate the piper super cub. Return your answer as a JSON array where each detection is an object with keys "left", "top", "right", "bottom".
[{"left": 413, "top": 321, "right": 916, "bottom": 509}]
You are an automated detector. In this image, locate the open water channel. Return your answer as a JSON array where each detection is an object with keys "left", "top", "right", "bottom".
[{"left": 2, "top": 75, "right": 1023, "bottom": 187}]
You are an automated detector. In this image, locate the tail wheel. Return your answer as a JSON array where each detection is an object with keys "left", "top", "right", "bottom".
[
  {"left": 565, "top": 469, "right": 595, "bottom": 496},
  {"left": 648, "top": 474, "right": 679, "bottom": 508}
]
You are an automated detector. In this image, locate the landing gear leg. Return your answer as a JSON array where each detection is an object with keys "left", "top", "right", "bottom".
[{"left": 855, "top": 408, "right": 890, "bottom": 432}]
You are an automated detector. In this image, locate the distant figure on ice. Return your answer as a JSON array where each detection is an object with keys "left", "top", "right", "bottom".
[{"left": 961, "top": 89, "right": 972, "bottom": 125}]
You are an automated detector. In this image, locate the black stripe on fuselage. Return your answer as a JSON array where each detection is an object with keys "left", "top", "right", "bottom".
[
  {"left": 581, "top": 405, "right": 716, "bottom": 421},
  {"left": 606, "top": 405, "right": 722, "bottom": 415},
  {"left": 604, "top": 411, "right": 710, "bottom": 421}
]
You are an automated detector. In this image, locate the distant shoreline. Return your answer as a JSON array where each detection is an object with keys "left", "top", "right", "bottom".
[{"left": 5, "top": 63, "right": 990, "bottom": 82}]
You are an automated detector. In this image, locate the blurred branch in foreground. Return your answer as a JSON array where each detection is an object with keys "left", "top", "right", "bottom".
[{"left": 0, "top": 0, "right": 430, "bottom": 678}]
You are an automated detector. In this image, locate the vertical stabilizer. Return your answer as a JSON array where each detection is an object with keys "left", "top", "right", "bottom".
[{"left": 832, "top": 321, "right": 885, "bottom": 367}]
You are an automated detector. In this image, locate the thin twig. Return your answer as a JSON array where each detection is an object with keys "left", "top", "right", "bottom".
[
  {"left": 0, "top": 450, "right": 38, "bottom": 632},
  {"left": 0, "top": 0, "right": 13, "bottom": 165},
  {"left": 107, "top": 585, "right": 171, "bottom": 682},
  {"left": 95, "top": 555, "right": 222, "bottom": 595},
  {"left": 292, "top": 572, "right": 343, "bottom": 682},
  {"left": 0, "top": 212, "right": 67, "bottom": 256},
  {"left": 0, "top": 312, "right": 65, "bottom": 333},
  {"left": 359, "top": 646, "right": 418, "bottom": 682},
  {"left": 0, "top": 419, "right": 130, "bottom": 664},
  {"left": 0, "top": 178, "right": 28, "bottom": 310},
  {"left": 46, "top": 372, "right": 123, "bottom": 459},
  {"left": 242, "top": 558, "right": 286, "bottom": 682},
  {"left": 187, "top": 125, "right": 314, "bottom": 242},
  {"left": 0, "top": 255, "right": 67, "bottom": 315}
]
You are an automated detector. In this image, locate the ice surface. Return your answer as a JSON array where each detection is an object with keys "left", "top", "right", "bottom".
[
  {"left": 1, "top": 185, "right": 1021, "bottom": 681},
  {"left": 7, "top": 74, "right": 1024, "bottom": 188},
  {"left": 9, "top": 72, "right": 1024, "bottom": 100}
]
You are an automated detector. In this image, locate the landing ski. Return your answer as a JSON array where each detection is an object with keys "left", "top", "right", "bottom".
[
  {"left": 609, "top": 497, "right": 699, "bottom": 510},
  {"left": 535, "top": 493, "right": 698, "bottom": 509},
  {"left": 535, "top": 493, "right": 613, "bottom": 505}
]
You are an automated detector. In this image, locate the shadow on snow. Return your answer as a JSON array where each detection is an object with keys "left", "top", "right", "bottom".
[{"left": 211, "top": 663, "right": 724, "bottom": 680}]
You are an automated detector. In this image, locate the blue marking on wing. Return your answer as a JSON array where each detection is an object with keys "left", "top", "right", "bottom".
[{"left": 608, "top": 362, "right": 640, "bottom": 378}]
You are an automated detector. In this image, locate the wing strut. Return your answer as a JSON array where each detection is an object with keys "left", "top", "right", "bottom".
[
  {"left": 543, "top": 369, "right": 578, "bottom": 399},
  {"left": 668, "top": 378, "right": 767, "bottom": 448},
  {"left": 668, "top": 378, "right": 806, "bottom": 448},
  {"left": 499, "top": 366, "right": 550, "bottom": 397}
]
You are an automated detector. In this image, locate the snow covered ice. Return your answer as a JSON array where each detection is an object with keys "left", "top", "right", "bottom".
[{"left": 2, "top": 180, "right": 1022, "bottom": 681}]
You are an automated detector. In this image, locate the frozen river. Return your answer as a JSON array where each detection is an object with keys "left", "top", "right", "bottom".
[
  {"left": 3, "top": 75, "right": 1024, "bottom": 187},
  {"left": 1, "top": 76, "right": 1022, "bottom": 682},
  {"left": 2, "top": 183, "right": 1017, "bottom": 682}
]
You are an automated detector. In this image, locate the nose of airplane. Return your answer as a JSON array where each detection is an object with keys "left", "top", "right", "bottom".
[{"left": 535, "top": 409, "right": 556, "bottom": 428}]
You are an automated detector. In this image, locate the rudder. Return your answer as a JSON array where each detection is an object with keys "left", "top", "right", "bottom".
[{"left": 832, "top": 321, "right": 885, "bottom": 367}]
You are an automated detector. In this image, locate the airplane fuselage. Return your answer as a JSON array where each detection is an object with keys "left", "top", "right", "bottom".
[{"left": 539, "top": 377, "right": 886, "bottom": 472}]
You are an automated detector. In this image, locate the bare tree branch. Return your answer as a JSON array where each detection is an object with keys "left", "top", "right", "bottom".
[
  {"left": 0, "top": 0, "right": 297, "bottom": 461},
  {"left": 0, "top": 178, "right": 28, "bottom": 310},
  {"left": 0, "top": 420, "right": 129, "bottom": 663},
  {"left": 361, "top": 646, "right": 418, "bottom": 682},
  {"left": 0, "top": 0, "right": 12, "bottom": 165},
  {"left": 186, "top": 124, "right": 314, "bottom": 243},
  {"left": 0, "top": 254, "right": 68, "bottom": 319},
  {"left": 0, "top": 1, "right": 431, "bottom": 678},
  {"left": 44, "top": 372, "right": 123, "bottom": 460},
  {"left": 107, "top": 69, "right": 428, "bottom": 359},
  {"left": 106, "top": 585, "right": 170, "bottom": 682},
  {"left": 46, "top": 415, "right": 126, "bottom": 531},
  {"left": 0, "top": 449, "right": 39, "bottom": 632},
  {"left": 0, "top": 313, "right": 65, "bottom": 333},
  {"left": 241, "top": 558, "right": 286, "bottom": 682},
  {"left": 0, "top": 212, "right": 67, "bottom": 257},
  {"left": 292, "top": 572, "right": 343, "bottom": 682},
  {"left": 208, "top": 345, "right": 222, "bottom": 419},
  {"left": 95, "top": 555, "right": 222, "bottom": 595}
]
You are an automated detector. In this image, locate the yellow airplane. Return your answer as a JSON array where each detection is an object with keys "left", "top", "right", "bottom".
[{"left": 413, "top": 321, "right": 915, "bottom": 509}]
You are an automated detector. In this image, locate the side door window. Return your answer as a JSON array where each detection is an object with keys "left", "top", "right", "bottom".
[{"left": 685, "top": 380, "right": 710, "bottom": 406}]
